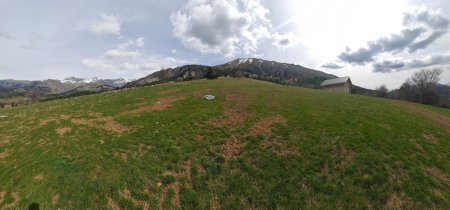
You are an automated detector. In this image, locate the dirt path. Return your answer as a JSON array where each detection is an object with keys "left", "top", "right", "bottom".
[{"left": 395, "top": 101, "right": 450, "bottom": 133}]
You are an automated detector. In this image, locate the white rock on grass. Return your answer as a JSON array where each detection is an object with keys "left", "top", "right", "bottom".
[{"left": 202, "top": 95, "right": 215, "bottom": 100}]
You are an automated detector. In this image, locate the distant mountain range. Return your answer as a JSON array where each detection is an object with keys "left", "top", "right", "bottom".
[
  {"left": 125, "top": 58, "right": 374, "bottom": 95},
  {"left": 0, "top": 58, "right": 375, "bottom": 100},
  {"left": 126, "top": 58, "right": 336, "bottom": 88},
  {"left": 0, "top": 77, "right": 130, "bottom": 99}
]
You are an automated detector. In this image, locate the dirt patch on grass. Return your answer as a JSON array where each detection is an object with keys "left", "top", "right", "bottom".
[
  {"left": 159, "top": 89, "right": 178, "bottom": 95},
  {"left": 422, "top": 133, "right": 439, "bottom": 144},
  {"left": 55, "top": 127, "right": 72, "bottom": 135},
  {"left": 396, "top": 101, "right": 450, "bottom": 133},
  {"left": 170, "top": 181, "right": 181, "bottom": 209},
  {"left": 39, "top": 118, "right": 57, "bottom": 126},
  {"left": 107, "top": 197, "right": 120, "bottom": 210},
  {"left": 0, "top": 150, "right": 9, "bottom": 159},
  {"left": 158, "top": 187, "right": 168, "bottom": 210},
  {"left": 59, "top": 115, "right": 71, "bottom": 120},
  {"left": 52, "top": 194, "right": 59, "bottom": 205},
  {"left": 2, "top": 192, "right": 19, "bottom": 209},
  {"left": 38, "top": 115, "right": 73, "bottom": 127},
  {"left": 210, "top": 194, "right": 220, "bottom": 210},
  {"left": 250, "top": 114, "right": 287, "bottom": 137},
  {"left": 330, "top": 144, "right": 354, "bottom": 168},
  {"left": 123, "top": 95, "right": 186, "bottom": 115},
  {"left": 121, "top": 153, "right": 128, "bottom": 161},
  {"left": 33, "top": 174, "right": 44, "bottom": 180},
  {"left": 103, "top": 116, "right": 129, "bottom": 133},
  {"left": 260, "top": 139, "right": 299, "bottom": 157},
  {"left": 211, "top": 92, "right": 250, "bottom": 127},
  {"left": 0, "top": 138, "right": 10, "bottom": 146},
  {"left": 426, "top": 166, "right": 450, "bottom": 186},
  {"left": 119, "top": 188, "right": 149, "bottom": 208},
  {"left": 0, "top": 191, "right": 5, "bottom": 204},
  {"left": 71, "top": 116, "right": 129, "bottom": 134},
  {"left": 222, "top": 136, "right": 246, "bottom": 162},
  {"left": 409, "top": 138, "right": 426, "bottom": 154},
  {"left": 384, "top": 192, "right": 413, "bottom": 210},
  {"left": 181, "top": 160, "right": 193, "bottom": 188}
]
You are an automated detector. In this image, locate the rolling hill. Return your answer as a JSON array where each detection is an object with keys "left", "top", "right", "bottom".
[{"left": 1, "top": 78, "right": 450, "bottom": 209}]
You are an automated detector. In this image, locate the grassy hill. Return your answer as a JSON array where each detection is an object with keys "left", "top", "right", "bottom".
[{"left": 1, "top": 78, "right": 450, "bottom": 209}]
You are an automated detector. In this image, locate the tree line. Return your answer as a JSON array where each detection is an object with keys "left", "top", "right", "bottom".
[{"left": 375, "top": 68, "right": 450, "bottom": 108}]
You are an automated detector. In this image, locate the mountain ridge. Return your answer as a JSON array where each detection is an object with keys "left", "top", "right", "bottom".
[
  {"left": 0, "top": 77, "right": 130, "bottom": 99},
  {"left": 126, "top": 58, "right": 337, "bottom": 88}
]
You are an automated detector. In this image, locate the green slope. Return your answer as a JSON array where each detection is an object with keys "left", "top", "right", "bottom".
[{"left": 0, "top": 78, "right": 450, "bottom": 209}]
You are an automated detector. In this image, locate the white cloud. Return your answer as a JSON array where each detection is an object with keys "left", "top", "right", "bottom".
[
  {"left": 170, "top": 0, "right": 271, "bottom": 57},
  {"left": 136, "top": 37, "right": 145, "bottom": 47},
  {"left": 105, "top": 38, "right": 144, "bottom": 59},
  {"left": 171, "top": 49, "right": 177, "bottom": 54},
  {"left": 271, "top": 32, "right": 300, "bottom": 49},
  {"left": 82, "top": 37, "right": 191, "bottom": 78},
  {"left": 90, "top": 14, "right": 121, "bottom": 35},
  {"left": 81, "top": 58, "right": 115, "bottom": 70}
]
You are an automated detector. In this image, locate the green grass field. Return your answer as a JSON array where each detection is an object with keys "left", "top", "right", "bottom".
[{"left": 1, "top": 78, "right": 450, "bottom": 209}]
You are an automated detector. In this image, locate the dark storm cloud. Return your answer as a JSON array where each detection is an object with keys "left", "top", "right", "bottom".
[
  {"left": 338, "top": 28, "right": 424, "bottom": 64},
  {"left": 372, "top": 60, "right": 406, "bottom": 73},
  {"left": 372, "top": 55, "right": 450, "bottom": 73},
  {"left": 408, "top": 30, "right": 446, "bottom": 53}
]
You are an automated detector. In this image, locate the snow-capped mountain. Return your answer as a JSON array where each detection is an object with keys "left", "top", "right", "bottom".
[
  {"left": 60, "top": 77, "right": 131, "bottom": 88},
  {"left": 0, "top": 77, "right": 131, "bottom": 99}
]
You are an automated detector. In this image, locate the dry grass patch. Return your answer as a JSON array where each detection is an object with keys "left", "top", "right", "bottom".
[
  {"left": 33, "top": 174, "right": 44, "bottom": 180},
  {"left": 332, "top": 144, "right": 354, "bottom": 167},
  {"left": 250, "top": 114, "right": 287, "bottom": 137},
  {"left": 422, "top": 133, "right": 439, "bottom": 144},
  {"left": 1, "top": 192, "right": 19, "bottom": 209},
  {"left": 426, "top": 166, "right": 450, "bottom": 186},
  {"left": 211, "top": 92, "right": 250, "bottom": 127},
  {"left": 384, "top": 192, "right": 413, "bottom": 210},
  {"left": 171, "top": 181, "right": 181, "bottom": 209},
  {"left": 0, "top": 191, "right": 5, "bottom": 204},
  {"left": 119, "top": 188, "right": 150, "bottom": 209},
  {"left": 159, "top": 89, "right": 178, "bottom": 95},
  {"left": 210, "top": 194, "right": 220, "bottom": 210},
  {"left": 59, "top": 115, "right": 71, "bottom": 120},
  {"left": 121, "top": 153, "right": 128, "bottom": 161},
  {"left": 158, "top": 187, "right": 168, "bottom": 210},
  {"left": 181, "top": 160, "right": 193, "bottom": 188},
  {"left": 0, "top": 150, "right": 9, "bottom": 159},
  {"left": 52, "top": 194, "right": 59, "bottom": 205},
  {"left": 71, "top": 115, "right": 129, "bottom": 134},
  {"left": 39, "top": 118, "right": 57, "bottom": 126},
  {"left": 123, "top": 95, "right": 186, "bottom": 115},
  {"left": 107, "top": 197, "right": 120, "bottom": 210},
  {"left": 260, "top": 139, "right": 299, "bottom": 157},
  {"left": 55, "top": 127, "right": 72, "bottom": 135},
  {"left": 222, "top": 136, "right": 246, "bottom": 162}
]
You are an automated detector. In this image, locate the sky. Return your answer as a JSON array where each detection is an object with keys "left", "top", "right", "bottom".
[{"left": 0, "top": 0, "right": 450, "bottom": 89}]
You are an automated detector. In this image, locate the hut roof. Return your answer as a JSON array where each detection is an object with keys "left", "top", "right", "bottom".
[{"left": 320, "top": 77, "right": 351, "bottom": 87}]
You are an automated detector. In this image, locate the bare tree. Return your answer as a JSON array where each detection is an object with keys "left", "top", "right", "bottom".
[
  {"left": 375, "top": 84, "right": 389, "bottom": 98},
  {"left": 410, "top": 68, "right": 443, "bottom": 104},
  {"left": 27, "top": 88, "right": 41, "bottom": 103}
]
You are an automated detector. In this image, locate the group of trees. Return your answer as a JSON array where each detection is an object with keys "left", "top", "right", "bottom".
[
  {"left": 375, "top": 68, "right": 449, "bottom": 108},
  {"left": 0, "top": 89, "right": 41, "bottom": 108}
]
